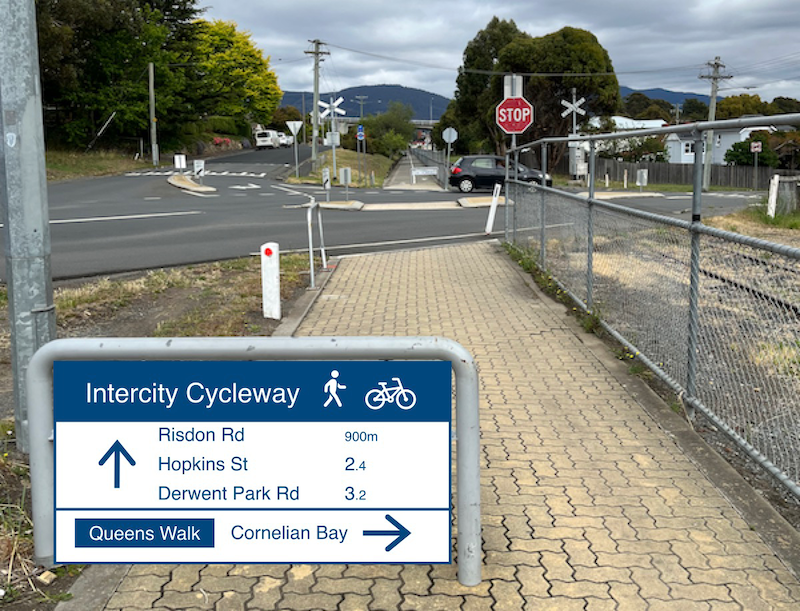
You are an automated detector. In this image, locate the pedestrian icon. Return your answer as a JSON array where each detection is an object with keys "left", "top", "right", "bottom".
[{"left": 323, "top": 370, "right": 346, "bottom": 407}]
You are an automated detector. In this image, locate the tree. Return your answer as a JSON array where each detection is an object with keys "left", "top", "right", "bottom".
[
  {"left": 638, "top": 104, "right": 672, "bottom": 122},
  {"left": 496, "top": 26, "right": 620, "bottom": 166},
  {"left": 716, "top": 94, "right": 770, "bottom": 119},
  {"left": 682, "top": 98, "right": 709, "bottom": 122},
  {"left": 35, "top": 0, "right": 203, "bottom": 147},
  {"left": 269, "top": 106, "right": 303, "bottom": 131},
  {"left": 451, "top": 17, "right": 525, "bottom": 154},
  {"left": 771, "top": 97, "right": 800, "bottom": 115},
  {"left": 194, "top": 20, "right": 282, "bottom": 127},
  {"left": 357, "top": 101, "right": 415, "bottom": 159},
  {"left": 624, "top": 93, "right": 653, "bottom": 117},
  {"left": 724, "top": 131, "right": 779, "bottom": 167}
]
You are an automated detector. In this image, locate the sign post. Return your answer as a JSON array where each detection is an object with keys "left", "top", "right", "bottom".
[
  {"left": 27, "top": 336, "right": 482, "bottom": 585},
  {"left": 497, "top": 78, "right": 532, "bottom": 241},
  {"left": 442, "top": 127, "right": 458, "bottom": 173},
  {"left": 561, "top": 89, "right": 586, "bottom": 178},
  {"left": 357, "top": 125, "right": 365, "bottom": 186},
  {"left": 286, "top": 121, "right": 303, "bottom": 178},
  {"left": 751, "top": 140, "right": 762, "bottom": 190}
]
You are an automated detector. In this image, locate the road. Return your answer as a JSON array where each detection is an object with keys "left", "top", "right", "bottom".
[
  {"left": 0, "top": 145, "right": 760, "bottom": 280},
  {"left": 0, "top": 146, "right": 493, "bottom": 281},
  {"left": 582, "top": 190, "right": 762, "bottom": 219}
]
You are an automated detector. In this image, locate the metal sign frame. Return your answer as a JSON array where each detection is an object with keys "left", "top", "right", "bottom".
[{"left": 27, "top": 336, "right": 482, "bottom": 585}]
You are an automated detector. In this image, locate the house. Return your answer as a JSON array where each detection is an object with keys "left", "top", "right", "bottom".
[
  {"left": 584, "top": 116, "right": 670, "bottom": 162},
  {"left": 665, "top": 124, "right": 777, "bottom": 164},
  {"left": 588, "top": 116, "right": 668, "bottom": 131}
]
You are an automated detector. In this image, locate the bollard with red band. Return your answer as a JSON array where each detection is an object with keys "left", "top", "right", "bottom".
[{"left": 261, "top": 241, "right": 280, "bottom": 319}]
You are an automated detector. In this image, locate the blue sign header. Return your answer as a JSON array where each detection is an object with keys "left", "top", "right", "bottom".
[{"left": 54, "top": 361, "right": 451, "bottom": 423}]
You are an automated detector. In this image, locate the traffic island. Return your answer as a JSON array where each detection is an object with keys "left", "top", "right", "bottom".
[{"left": 167, "top": 174, "right": 217, "bottom": 193}]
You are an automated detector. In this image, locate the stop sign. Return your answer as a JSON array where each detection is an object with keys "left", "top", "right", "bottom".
[{"left": 496, "top": 97, "right": 534, "bottom": 134}]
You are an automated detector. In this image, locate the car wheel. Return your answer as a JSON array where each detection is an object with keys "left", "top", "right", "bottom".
[{"left": 458, "top": 177, "right": 475, "bottom": 193}]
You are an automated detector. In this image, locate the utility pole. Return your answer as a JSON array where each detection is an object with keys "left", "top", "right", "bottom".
[
  {"left": 149, "top": 62, "right": 159, "bottom": 166},
  {"left": 355, "top": 95, "right": 368, "bottom": 121},
  {"left": 700, "top": 57, "right": 732, "bottom": 191},
  {"left": 1, "top": 0, "right": 57, "bottom": 452},
  {"left": 305, "top": 40, "right": 329, "bottom": 166}
]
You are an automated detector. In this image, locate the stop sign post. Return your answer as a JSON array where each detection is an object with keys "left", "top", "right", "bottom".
[{"left": 496, "top": 97, "right": 534, "bottom": 135}]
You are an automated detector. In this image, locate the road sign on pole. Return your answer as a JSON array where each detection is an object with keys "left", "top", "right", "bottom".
[{"left": 495, "top": 97, "right": 534, "bottom": 135}]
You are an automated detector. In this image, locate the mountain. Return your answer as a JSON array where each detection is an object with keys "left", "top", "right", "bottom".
[
  {"left": 281, "top": 85, "right": 451, "bottom": 121},
  {"left": 619, "top": 86, "right": 714, "bottom": 106},
  {"left": 281, "top": 84, "right": 712, "bottom": 121}
]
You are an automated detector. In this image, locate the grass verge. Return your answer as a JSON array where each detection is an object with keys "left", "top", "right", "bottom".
[
  {"left": 286, "top": 148, "right": 393, "bottom": 189},
  {"left": 0, "top": 253, "right": 312, "bottom": 609},
  {"left": 45, "top": 150, "right": 150, "bottom": 182}
]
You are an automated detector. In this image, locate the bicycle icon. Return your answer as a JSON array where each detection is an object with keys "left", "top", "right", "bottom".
[{"left": 365, "top": 378, "right": 417, "bottom": 410}]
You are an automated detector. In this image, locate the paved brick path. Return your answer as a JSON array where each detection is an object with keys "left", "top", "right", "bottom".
[{"left": 93, "top": 242, "right": 800, "bottom": 610}]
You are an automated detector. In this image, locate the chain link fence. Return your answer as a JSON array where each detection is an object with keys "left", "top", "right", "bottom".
[{"left": 507, "top": 178, "right": 800, "bottom": 499}]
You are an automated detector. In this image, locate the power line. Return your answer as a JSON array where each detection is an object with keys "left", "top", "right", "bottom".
[{"left": 323, "top": 41, "right": 705, "bottom": 78}]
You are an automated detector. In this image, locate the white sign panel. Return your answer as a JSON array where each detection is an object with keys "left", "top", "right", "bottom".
[{"left": 53, "top": 361, "right": 452, "bottom": 564}]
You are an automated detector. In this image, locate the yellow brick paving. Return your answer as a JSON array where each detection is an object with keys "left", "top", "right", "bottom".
[{"left": 104, "top": 242, "right": 800, "bottom": 610}]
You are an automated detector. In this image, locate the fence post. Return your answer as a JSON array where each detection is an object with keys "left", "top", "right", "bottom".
[
  {"left": 587, "top": 141, "right": 596, "bottom": 310},
  {"left": 503, "top": 150, "right": 510, "bottom": 243},
  {"left": 540, "top": 143, "right": 548, "bottom": 266},
  {"left": 686, "top": 131, "right": 705, "bottom": 419},
  {"left": 512, "top": 147, "right": 519, "bottom": 242}
]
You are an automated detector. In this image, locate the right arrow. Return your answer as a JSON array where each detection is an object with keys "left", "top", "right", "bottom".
[
  {"left": 99, "top": 440, "right": 136, "bottom": 489},
  {"left": 363, "top": 514, "right": 411, "bottom": 551}
]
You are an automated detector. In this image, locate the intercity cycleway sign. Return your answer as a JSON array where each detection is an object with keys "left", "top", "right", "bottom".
[{"left": 52, "top": 359, "right": 452, "bottom": 564}]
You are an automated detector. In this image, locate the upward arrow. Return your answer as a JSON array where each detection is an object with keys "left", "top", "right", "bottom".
[{"left": 99, "top": 440, "right": 136, "bottom": 489}]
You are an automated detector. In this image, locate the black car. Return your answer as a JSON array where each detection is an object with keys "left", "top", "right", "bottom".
[{"left": 448, "top": 155, "right": 552, "bottom": 193}]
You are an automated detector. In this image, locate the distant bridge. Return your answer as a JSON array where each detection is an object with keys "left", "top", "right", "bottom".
[{"left": 338, "top": 117, "right": 438, "bottom": 129}]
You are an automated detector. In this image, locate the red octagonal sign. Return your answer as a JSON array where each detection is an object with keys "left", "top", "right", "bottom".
[{"left": 496, "top": 97, "right": 534, "bottom": 134}]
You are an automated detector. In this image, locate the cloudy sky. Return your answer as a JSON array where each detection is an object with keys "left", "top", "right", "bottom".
[{"left": 203, "top": 0, "right": 800, "bottom": 104}]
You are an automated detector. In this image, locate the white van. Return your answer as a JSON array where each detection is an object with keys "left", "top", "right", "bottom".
[{"left": 254, "top": 130, "right": 279, "bottom": 150}]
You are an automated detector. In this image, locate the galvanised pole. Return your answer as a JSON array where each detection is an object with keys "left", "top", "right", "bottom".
[
  {"left": 0, "top": 0, "right": 57, "bottom": 452},
  {"left": 686, "top": 130, "right": 705, "bottom": 419},
  {"left": 148, "top": 62, "right": 158, "bottom": 166},
  {"left": 587, "top": 141, "right": 596, "bottom": 311},
  {"left": 503, "top": 147, "right": 510, "bottom": 243},
  {"left": 512, "top": 144, "right": 519, "bottom": 242},
  {"left": 540, "top": 143, "right": 547, "bottom": 266}
]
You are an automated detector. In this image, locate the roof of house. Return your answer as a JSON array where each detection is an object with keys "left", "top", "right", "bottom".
[{"left": 588, "top": 116, "right": 668, "bottom": 131}]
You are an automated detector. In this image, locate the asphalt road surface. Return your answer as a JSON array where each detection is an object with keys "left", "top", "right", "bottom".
[
  {"left": 1, "top": 146, "right": 494, "bottom": 281},
  {"left": 0, "top": 146, "right": 760, "bottom": 281}
]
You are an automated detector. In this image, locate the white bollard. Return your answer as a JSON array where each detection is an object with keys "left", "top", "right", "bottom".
[
  {"left": 261, "top": 242, "right": 281, "bottom": 320},
  {"left": 485, "top": 183, "right": 502, "bottom": 234},
  {"left": 767, "top": 174, "right": 780, "bottom": 218}
]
